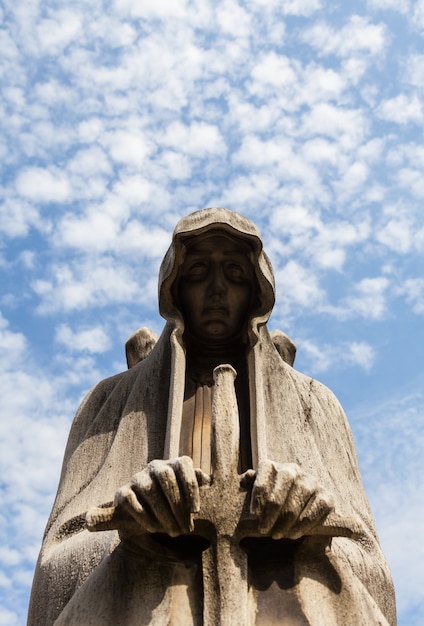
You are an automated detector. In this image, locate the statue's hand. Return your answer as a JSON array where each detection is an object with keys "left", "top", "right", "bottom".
[
  {"left": 114, "top": 456, "right": 208, "bottom": 538},
  {"left": 249, "top": 460, "right": 335, "bottom": 540}
]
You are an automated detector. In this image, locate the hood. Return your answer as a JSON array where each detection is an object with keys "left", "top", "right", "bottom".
[{"left": 158, "top": 208, "right": 275, "bottom": 345}]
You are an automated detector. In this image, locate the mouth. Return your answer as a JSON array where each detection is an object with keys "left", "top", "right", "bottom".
[{"left": 202, "top": 305, "right": 229, "bottom": 316}]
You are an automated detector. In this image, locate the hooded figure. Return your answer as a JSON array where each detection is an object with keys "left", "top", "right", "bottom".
[{"left": 28, "top": 208, "right": 395, "bottom": 626}]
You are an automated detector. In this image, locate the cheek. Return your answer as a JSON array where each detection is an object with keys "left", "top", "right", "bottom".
[
  {"left": 230, "top": 285, "right": 252, "bottom": 316},
  {"left": 179, "top": 283, "right": 204, "bottom": 314}
]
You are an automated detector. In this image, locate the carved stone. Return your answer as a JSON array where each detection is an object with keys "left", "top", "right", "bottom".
[{"left": 28, "top": 208, "right": 396, "bottom": 625}]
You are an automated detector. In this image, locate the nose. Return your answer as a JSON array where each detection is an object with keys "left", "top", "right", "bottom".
[{"left": 207, "top": 264, "right": 227, "bottom": 295}]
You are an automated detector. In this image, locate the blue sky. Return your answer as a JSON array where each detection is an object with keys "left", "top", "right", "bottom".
[{"left": 1, "top": 0, "right": 424, "bottom": 624}]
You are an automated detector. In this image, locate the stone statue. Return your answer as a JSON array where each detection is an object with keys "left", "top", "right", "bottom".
[{"left": 28, "top": 208, "right": 396, "bottom": 625}]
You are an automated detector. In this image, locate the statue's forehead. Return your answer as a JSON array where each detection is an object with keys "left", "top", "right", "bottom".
[{"left": 182, "top": 229, "right": 252, "bottom": 256}]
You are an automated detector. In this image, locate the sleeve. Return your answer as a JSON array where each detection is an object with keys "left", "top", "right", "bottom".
[
  {"left": 28, "top": 374, "right": 126, "bottom": 625},
  {"left": 305, "top": 378, "right": 396, "bottom": 625}
]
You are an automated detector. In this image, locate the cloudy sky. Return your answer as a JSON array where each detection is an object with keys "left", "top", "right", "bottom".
[{"left": 1, "top": 0, "right": 424, "bottom": 623}]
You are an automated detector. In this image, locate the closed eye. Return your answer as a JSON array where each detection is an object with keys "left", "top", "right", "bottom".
[
  {"left": 184, "top": 261, "right": 209, "bottom": 280},
  {"left": 224, "top": 262, "right": 246, "bottom": 282}
]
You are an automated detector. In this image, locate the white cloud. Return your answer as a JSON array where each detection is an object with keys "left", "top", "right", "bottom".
[
  {"left": 113, "top": 0, "right": 189, "bottom": 19},
  {"left": 67, "top": 146, "right": 112, "bottom": 178},
  {"left": 301, "top": 138, "right": 341, "bottom": 166},
  {"left": 0, "top": 547, "right": 22, "bottom": 568},
  {"left": 301, "top": 65, "right": 346, "bottom": 104},
  {"left": 216, "top": 1, "right": 251, "bottom": 38},
  {"left": 0, "top": 316, "right": 69, "bottom": 497},
  {"left": 220, "top": 173, "right": 281, "bottom": 211},
  {"left": 57, "top": 208, "right": 124, "bottom": 252},
  {"left": 0, "top": 198, "right": 41, "bottom": 238},
  {"left": 77, "top": 118, "right": 106, "bottom": 143},
  {"left": 353, "top": 388, "right": 424, "bottom": 621},
  {"left": 412, "top": 0, "right": 424, "bottom": 30},
  {"left": 0, "top": 608, "right": 19, "bottom": 626},
  {"left": 386, "top": 141, "right": 424, "bottom": 173},
  {"left": 399, "top": 278, "right": 424, "bottom": 313},
  {"left": 377, "top": 93, "right": 424, "bottom": 125},
  {"left": 233, "top": 136, "right": 318, "bottom": 188},
  {"left": 297, "top": 338, "right": 335, "bottom": 373},
  {"left": 357, "top": 137, "right": 385, "bottom": 162},
  {"left": 275, "top": 260, "right": 325, "bottom": 315},
  {"left": 156, "top": 151, "right": 192, "bottom": 180},
  {"left": 32, "top": 258, "right": 145, "bottom": 313},
  {"left": 36, "top": 9, "right": 83, "bottom": 55},
  {"left": 111, "top": 176, "right": 157, "bottom": 208},
  {"left": 249, "top": 53, "right": 299, "bottom": 95},
  {"left": 161, "top": 121, "right": 226, "bottom": 157},
  {"left": 113, "top": 219, "right": 170, "bottom": 257},
  {"left": 301, "top": 103, "right": 368, "bottom": 147},
  {"left": 88, "top": 16, "right": 137, "bottom": 49},
  {"left": 0, "top": 26, "right": 20, "bottom": 71},
  {"left": 340, "top": 277, "right": 390, "bottom": 320},
  {"left": 342, "top": 57, "right": 369, "bottom": 84},
  {"left": 0, "top": 571, "right": 12, "bottom": 588},
  {"left": 297, "top": 337, "right": 375, "bottom": 373},
  {"left": 311, "top": 220, "right": 370, "bottom": 269},
  {"left": 251, "top": 0, "right": 322, "bottom": 16},
  {"left": 303, "top": 16, "right": 387, "bottom": 58},
  {"left": 55, "top": 200, "right": 170, "bottom": 257},
  {"left": 0, "top": 313, "right": 27, "bottom": 367},
  {"left": 377, "top": 214, "right": 413, "bottom": 253},
  {"left": 55, "top": 324, "right": 111, "bottom": 354},
  {"left": 101, "top": 129, "right": 153, "bottom": 168},
  {"left": 346, "top": 341, "right": 375, "bottom": 370},
  {"left": 405, "top": 54, "right": 424, "bottom": 88},
  {"left": 283, "top": 0, "right": 322, "bottom": 15},
  {"left": 269, "top": 205, "right": 371, "bottom": 272},
  {"left": 334, "top": 160, "right": 369, "bottom": 200},
  {"left": 2, "top": 86, "right": 26, "bottom": 113},
  {"left": 34, "top": 80, "right": 75, "bottom": 108},
  {"left": 367, "top": 0, "right": 410, "bottom": 12},
  {"left": 271, "top": 204, "right": 321, "bottom": 237},
  {"left": 15, "top": 167, "right": 72, "bottom": 203},
  {"left": 18, "top": 250, "right": 37, "bottom": 269},
  {"left": 248, "top": 56, "right": 346, "bottom": 111},
  {"left": 397, "top": 168, "right": 424, "bottom": 198},
  {"left": 234, "top": 135, "right": 290, "bottom": 168}
]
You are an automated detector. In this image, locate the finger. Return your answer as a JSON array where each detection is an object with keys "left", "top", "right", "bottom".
[
  {"left": 173, "top": 456, "right": 201, "bottom": 514},
  {"left": 250, "top": 460, "right": 276, "bottom": 516},
  {"left": 270, "top": 474, "right": 318, "bottom": 539},
  {"left": 153, "top": 461, "right": 193, "bottom": 534},
  {"left": 134, "top": 467, "right": 181, "bottom": 537},
  {"left": 255, "top": 465, "right": 297, "bottom": 534},
  {"left": 114, "top": 483, "right": 159, "bottom": 535},
  {"left": 288, "top": 491, "right": 335, "bottom": 540},
  {"left": 195, "top": 468, "right": 212, "bottom": 487},
  {"left": 239, "top": 469, "right": 256, "bottom": 490}
]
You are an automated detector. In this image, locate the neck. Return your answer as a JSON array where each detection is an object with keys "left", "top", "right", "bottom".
[{"left": 183, "top": 330, "right": 246, "bottom": 377}]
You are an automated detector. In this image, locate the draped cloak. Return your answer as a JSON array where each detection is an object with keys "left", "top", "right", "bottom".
[{"left": 28, "top": 208, "right": 396, "bottom": 626}]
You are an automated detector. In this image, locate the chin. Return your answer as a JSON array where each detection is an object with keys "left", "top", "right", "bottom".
[{"left": 207, "top": 323, "right": 229, "bottom": 334}]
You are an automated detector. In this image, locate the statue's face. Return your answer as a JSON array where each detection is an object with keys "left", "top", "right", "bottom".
[{"left": 177, "top": 232, "right": 254, "bottom": 341}]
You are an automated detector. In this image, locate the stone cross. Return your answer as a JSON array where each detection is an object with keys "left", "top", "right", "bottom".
[{"left": 87, "top": 363, "right": 357, "bottom": 625}]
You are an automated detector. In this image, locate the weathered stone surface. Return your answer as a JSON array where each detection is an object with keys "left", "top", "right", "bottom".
[
  {"left": 28, "top": 208, "right": 396, "bottom": 625},
  {"left": 125, "top": 327, "right": 158, "bottom": 368}
]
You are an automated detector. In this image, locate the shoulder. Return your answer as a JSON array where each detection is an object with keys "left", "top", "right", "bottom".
[
  {"left": 263, "top": 332, "right": 339, "bottom": 402},
  {"left": 261, "top": 329, "right": 346, "bottom": 420},
  {"left": 77, "top": 325, "right": 172, "bottom": 417},
  {"left": 67, "top": 329, "right": 171, "bottom": 445},
  {"left": 287, "top": 364, "right": 345, "bottom": 417},
  {"left": 75, "top": 366, "right": 137, "bottom": 419}
]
